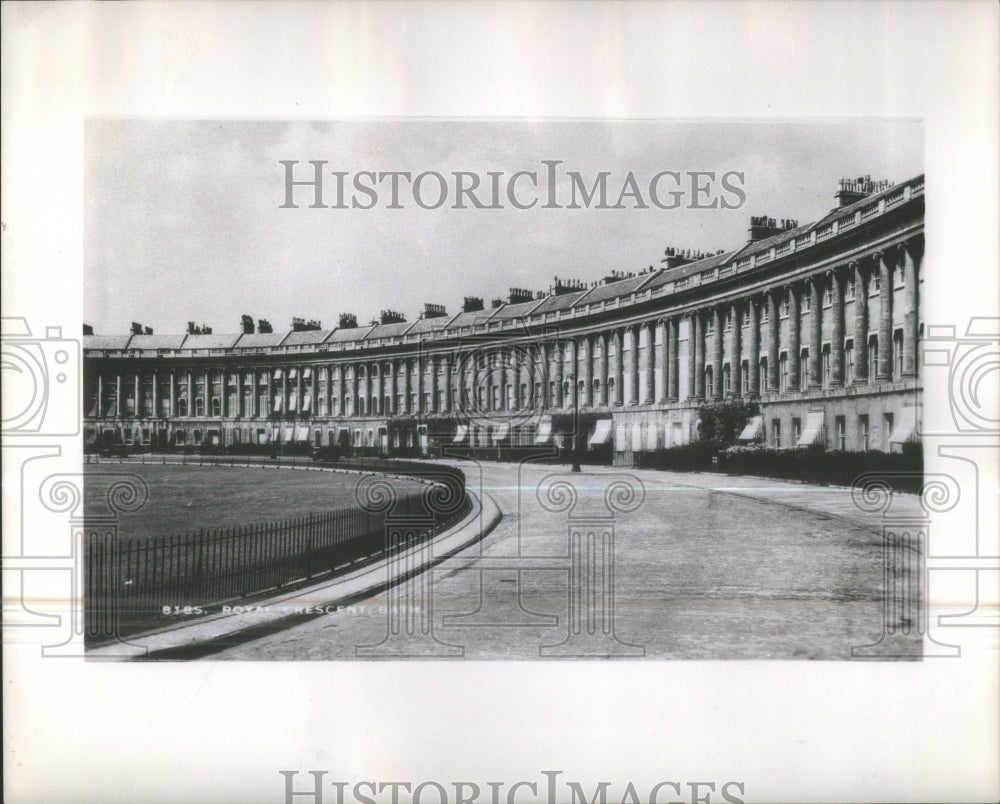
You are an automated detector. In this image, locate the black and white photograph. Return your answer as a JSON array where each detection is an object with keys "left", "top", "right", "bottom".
[
  {"left": 3, "top": 3, "right": 998, "bottom": 803},
  {"left": 80, "top": 119, "right": 929, "bottom": 662}
]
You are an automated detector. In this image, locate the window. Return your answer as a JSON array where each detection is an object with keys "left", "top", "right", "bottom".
[
  {"left": 211, "top": 397, "right": 222, "bottom": 417},
  {"left": 822, "top": 345, "right": 832, "bottom": 386},
  {"left": 177, "top": 398, "right": 188, "bottom": 417},
  {"left": 800, "top": 350, "right": 809, "bottom": 385},
  {"left": 772, "top": 419, "right": 781, "bottom": 449},
  {"left": 195, "top": 398, "right": 205, "bottom": 417},
  {"left": 869, "top": 336, "right": 879, "bottom": 379},
  {"left": 803, "top": 293, "right": 811, "bottom": 312},
  {"left": 725, "top": 310, "right": 733, "bottom": 331},
  {"left": 740, "top": 362, "right": 748, "bottom": 392},
  {"left": 824, "top": 285, "right": 833, "bottom": 307},
  {"left": 792, "top": 418, "right": 801, "bottom": 446},
  {"left": 706, "top": 317, "right": 715, "bottom": 335},
  {"left": 884, "top": 413, "right": 894, "bottom": 449},
  {"left": 859, "top": 414, "right": 870, "bottom": 451},
  {"left": 258, "top": 396, "right": 269, "bottom": 416},
  {"left": 228, "top": 396, "right": 239, "bottom": 417},
  {"left": 845, "top": 340, "right": 854, "bottom": 384},
  {"left": 894, "top": 330, "right": 904, "bottom": 377},
  {"left": 175, "top": 430, "right": 186, "bottom": 445},
  {"left": 193, "top": 429, "right": 203, "bottom": 445},
  {"left": 723, "top": 364, "right": 731, "bottom": 396},
  {"left": 872, "top": 273, "right": 881, "bottom": 293},
  {"left": 835, "top": 416, "right": 846, "bottom": 451},
  {"left": 759, "top": 358, "right": 768, "bottom": 392},
  {"left": 779, "top": 353, "right": 788, "bottom": 392},
  {"left": 848, "top": 276, "right": 857, "bottom": 300},
  {"left": 779, "top": 296, "right": 788, "bottom": 319}
]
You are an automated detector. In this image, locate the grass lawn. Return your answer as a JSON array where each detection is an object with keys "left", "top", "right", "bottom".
[{"left": 84, "top": 463, "right": 425, "bottom": 540}]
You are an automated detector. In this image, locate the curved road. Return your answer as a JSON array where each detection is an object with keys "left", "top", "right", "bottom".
[{"left": 206, "top": 460, "right": 916, "bottom": 660}]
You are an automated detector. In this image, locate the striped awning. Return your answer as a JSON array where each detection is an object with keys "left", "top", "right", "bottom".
[
  {"left": 798, "top": 411, "right": 826, "bottom": 447},
  {"left": 294, "top": 426, "right": 309, "bottom": 441},
  {"left": 288, "top": 393, "right": 298, "bottom": 410},
  {"left": 889, "top": 406, "right": 920, "bottom": 444},
  {"left": 273, "top": 396, "right": 284, "bottom": 413},
  {"left": 493, "top": 423, "right": 510, "bottom": 443},
  {"left": 281, "top": 426, "right": 293, "bottom": 442},
  {"left": 273, "top": 368, "right": 283, "bottom": 379},
  {"left": 302, "top": 368, "right": 312, "bottom": 379},
  {"left": 301, "top": 394, "right": 312, "bottom": 412},
  {"left": 534, "top": 417, "right": 552, "bottom": 444},
  {"left": 288, "top": 368, "right": 298, "bottom": 379},
  {"left": 453, "top": 424, "right": 468, "bottom": 444},
  {"left": 737, "top": 415, "right": 764, "bottom": 442},
  {"left": 588, "top": 419, "right": 613, "bottom": 445}
]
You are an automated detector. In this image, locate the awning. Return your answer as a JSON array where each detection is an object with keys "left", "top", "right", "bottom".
[
  {"left": 294, "top": 425, "right": 309, "bottom": 441},
  {"left": 273, "top": 397, "right": 284, "bottom": 413},
  {"left": 493, "top": 423, "right": 510, "bottom": 443},
  {"left": 288, "top": 393, "right": 298, "bottom": 410},
  {"left": 889, "top": 406, "right": 920, "bottom": 444},
  {"left": 737, "top": 415, "right": 764, "bottom": 443},
  {"left": 84, "top": 429, "right": 97, "bottom": 446},
  {"left": 281, "top": 426, "right": 293, "bottom": 442},
  {"left": 588, "top": 419, "right": 613, "bottom": 446},
  {"left": 534, "top": 417, "right": 552, "bottom": 444},
  {"left": 798, "top": 411, "right": 826, "bottom": 447},
  {"left": 302, "top": 368, "right": 312, "bottom": 379},
  {"left": 289, "top": 368, "right": 298, "bottom": 379},
  {"left": 453, "top": 424, "right": 468, "bottom": 444},
  {"left": 301, "top": 394, "right": 312, "bottom": 412},
  {"left": 258, "top": 430, "right": 269, "bottom": 444},
  {"left": 273, "top": 368, "right": 283, "bottom": 379}
]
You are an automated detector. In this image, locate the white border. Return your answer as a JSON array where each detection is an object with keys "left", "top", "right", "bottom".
[{"left": 3, "top": 2, "right": 998, "bottom": 803}]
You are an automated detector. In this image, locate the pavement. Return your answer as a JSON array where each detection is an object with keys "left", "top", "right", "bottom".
[{"left": 165, "top": 460, "right": 926, "bottom": 661}]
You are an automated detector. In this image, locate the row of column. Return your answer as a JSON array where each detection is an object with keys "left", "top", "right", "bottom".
[{"left": 92, "top": 240, "right": 920, "bottom": 419}]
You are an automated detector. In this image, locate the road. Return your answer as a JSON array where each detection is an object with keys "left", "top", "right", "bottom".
[{"left": 205, "top": 460, "right": 918, "bottom": 660}]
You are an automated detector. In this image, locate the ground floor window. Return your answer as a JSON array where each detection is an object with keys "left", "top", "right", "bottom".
[
  {"left": 835, "top": 416, "right": 846, "bottom": 451},
  {"left": 771, "top": 418, "right": 781, "bottom": 449},
  {"left": 859, "top": 415, "right": 870, "bottom": 451},
  {"left": 193, "top": 429, "right": 202, "bottom": 445},
  {"left": 792, "top": 418, "right": 801, "bottom": 446}
]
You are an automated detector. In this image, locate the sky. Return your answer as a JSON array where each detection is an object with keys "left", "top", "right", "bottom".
[{"left": 84, "top": 119, "right": 923, "bottom": 335}]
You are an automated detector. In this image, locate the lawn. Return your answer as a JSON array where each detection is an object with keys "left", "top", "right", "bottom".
[{"left": 84, "top": 463, "right": 426, "bottom": 540}]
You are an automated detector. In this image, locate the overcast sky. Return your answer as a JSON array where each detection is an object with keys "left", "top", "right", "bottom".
[{"left": 84, "top": 119, "right": 922, "bottom": 335}]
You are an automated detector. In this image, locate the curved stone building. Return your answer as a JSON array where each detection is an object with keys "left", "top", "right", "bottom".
[{"left": 83, "top": 172, "right": 923, "bottom": 464}]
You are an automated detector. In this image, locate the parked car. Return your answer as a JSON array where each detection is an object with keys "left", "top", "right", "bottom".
[{"left": 311, "top": 445, "right": 341, "bottom": 462}]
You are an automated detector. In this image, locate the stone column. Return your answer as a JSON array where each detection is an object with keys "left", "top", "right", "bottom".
[
  {"left": 349, "top": 364, "right": 358, "bottom": 417},
  {"left": 877, "top": 249, "right": 894, "bottom": 381},
  {"left": 809, "top": 277, "right": 823, "bottom": 388},
  {"left": 553, "top": 343, "right": 564, "bottom": 409},
  {"left": 901, "top": 238, "right": 921, "bottom": 377},
  {"left": 628, "top": 325, "right": 640, "bottom": 405},
  {"left": 169, "top": 373, "right": 176, "bottom": 419},
  {"left": 598, "top": 333, "right": 609, "bottom": 406},
  {"left": 568, "top": 339, "right": 579, "bottom": 410},
  {"left": 337, "top": 365, "right": 346, "bottom": 416},
  {"left": 693, "top": 312, "right": 705, "bottom": 399},
  {"left": 747, "top": 298, "right": 760, "bottom": 397},
  {"left": 643, "top": 322, "right": 655, "bottom": 404},
  {"left": 729, "top": 302, "right": 742, "bottom": 397},
  {"left": 767, "top": 290, "right": 780, "bottom": 392},
  {"left": 151, "top": 372, "right": 158, "bottom": 419},
  {"left": 830, "top": 268, "right": 845, "bottom": 387},
  {"left": 712, "top": 307, "right": 724, "bottom": 399},
  {"left": 687, "top": 314, "right": 698, "bottom": 400},
  {"left": 402, "top": 358, "right": 411, "bottom": 414},
  {"left": 430, "top": 355, "right": 439, "bottom": 413},
  {"left": 583, "top": 336, "right": 593, "bottom": 407},
  {"left": 668, "top": 318, "right": 679, "bottom": 401},
  {"left": 853, "top": 261, "right": 870, "bottom": 385},
  {"left": 787, "top": 285, "right": 801, "bottom": 391},
  {"left": 657, "top": 319, "right": 669, "bottom": 403},
  {"left": 614, "top": 329, "right": 625, "bottom": 406},
  {"left": 443, "top": 355, "right": 452, "bottom": 413}
]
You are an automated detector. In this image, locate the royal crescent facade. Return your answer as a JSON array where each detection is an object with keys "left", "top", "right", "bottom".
[{"left": 83, "top": 173, "right": 924, "bottom": 464}]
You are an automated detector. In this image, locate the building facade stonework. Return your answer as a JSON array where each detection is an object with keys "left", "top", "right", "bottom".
[{"left": 83, "top": 173, "right": 924, "bottom": 464}]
